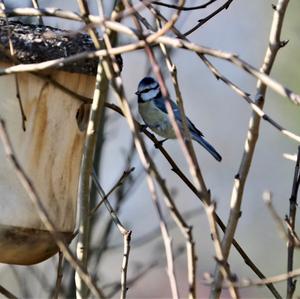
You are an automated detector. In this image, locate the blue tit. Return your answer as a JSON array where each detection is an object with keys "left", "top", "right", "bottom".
[{"left": 136, "top": 77, "right": 222, "bottom": 162}]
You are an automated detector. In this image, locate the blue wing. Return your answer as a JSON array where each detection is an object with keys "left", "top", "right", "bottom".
[
  {"left": 153, "top": 97, "right": 221, "bottom": 161},
  {"left": 153, "top": 97, "right": 203, "bottom": 137}
]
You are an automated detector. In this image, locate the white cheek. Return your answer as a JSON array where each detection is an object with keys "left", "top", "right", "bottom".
[{"left": 141, "top": 89, "right": 159, "bottom": 101}]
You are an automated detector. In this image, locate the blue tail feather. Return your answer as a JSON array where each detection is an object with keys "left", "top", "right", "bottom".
[{"left": 192, "top": 133, "right": 222, "bottom": 162}]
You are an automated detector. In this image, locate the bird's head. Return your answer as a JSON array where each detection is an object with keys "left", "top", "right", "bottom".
[{"left": 135, "top": 77, "right": 161, "bottom": 102}]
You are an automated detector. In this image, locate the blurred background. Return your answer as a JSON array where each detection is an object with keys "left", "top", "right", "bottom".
[{"left": 0, "top": 0, "right": 300, "bottom": 298}]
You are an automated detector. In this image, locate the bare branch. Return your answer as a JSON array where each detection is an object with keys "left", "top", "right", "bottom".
[
  {"left": 52, "top": 252, "right": 64, "bottom": 299},
  {"left": 263, "top": 192, "right": 290, "bottom": 242},
  {"left": 30, "top": 0, "right": 44, "bottom": 25},
  {"left": 184, "top": 0, "right": 234, "bottom": 36},
  {"left": 286, "top": 146, "right": 300, "bottom": 298},
  {"left": 0, "top": 285, "right": 18, "bottom": 299},
  {"left": 91, "top": 169, "right": 131, "bottom": 299},
  {"left": 0, "top": 7, "right": 86, "bottom": 22},
  {"left": 206, "top": 203, "right": 240, "bottom": 298},
  {"left": 150, "top": 0, "right": 218, "bottom": 10},
  {"left": 120, "top": 231, "right": 132, "bottom": 299},
  {"left": 90, "top": 167, "right": 135, "bottom": 216},
  {"left": 206, "top": 267, "right": 300, "bottom": 289},
  {"left": 0, "top": 2, "right": 27, "bottom": 131}
]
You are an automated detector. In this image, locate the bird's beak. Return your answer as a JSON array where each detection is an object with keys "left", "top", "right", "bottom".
[{"left": 135, "top": 91, "right": 140, "bottom": 95}]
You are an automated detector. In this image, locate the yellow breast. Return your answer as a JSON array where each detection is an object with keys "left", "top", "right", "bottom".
[{"left": 138, "top": 101, "right": 176, "bottom": 138}]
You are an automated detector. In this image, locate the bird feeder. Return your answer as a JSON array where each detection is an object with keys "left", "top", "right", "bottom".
[{"left": 0, "top": 20, "right": 99, "bottom": 265}]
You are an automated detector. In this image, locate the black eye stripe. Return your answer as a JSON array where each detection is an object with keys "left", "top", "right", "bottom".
[{"left": 141, "top": 84, "right": 159, "bottom": 94}]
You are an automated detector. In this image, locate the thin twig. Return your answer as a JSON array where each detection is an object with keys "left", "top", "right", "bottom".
[
  {"left": 264, "top": 191, "right": 300, "bottom": 247},
  {"left": 105, "top": 261, "right": 157, "bottom": 298},
  {"left": 263, "top": 192, "right": 290, "bottom": 242},
  {"left": 285, "top": 218, "right": 300, "bottom": 246},
  {"left": 120, "top": 231, "right": 132, "bottom": 299},
  {"left": 0, "top": 7, "right": 86, "bottom": 22},
  {"left": 53, "top": 251, "right": 64, "bottom": 299},
  {"left": 205, "top": 267, "right": 300, "bottom": 289},
  {"left": 286, "top": 145, "right": 300, "bottom": 298},
  {"left": 90, "top": 167, "right": 135, "bottom": 215},
  {"left": 31, "top": 0, "right": 44, "bottom": 25},
  {"left": 14, "top": 74, "right": 27, "bottom": 131},
  {"left": 106, "top": 246, "right": 185, "bottom": 298},
  {"left": 91, "top": 169, "right": 131, "bottom": 299},
  {"left": 206, "top": 203, "right": 240, "bottom": 298},
  {"left": 90, "top": 138, "right": 138, "bottom": 275},
  {"left": 106, "top": 208, "right": 203, "bottom": 250},
  {"left": 150, "top": 0, "right": 218, "bottom": 10},
  {"left": 0, "top": 285, "right": 18, "bottom": 299},
  {"left": 183, "top": 0, "right": 234, "bottom": 36},
  {"left": 0, "top": 4, "right": 146, "bottom": 25},
  {"left": 0, "top": 1, "right": 27, "bottom": 131},
  {"left": 91, "top": 170, "right": 128, "bottom": 235}
]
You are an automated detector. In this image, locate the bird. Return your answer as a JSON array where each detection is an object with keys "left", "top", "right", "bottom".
[{"left": 135, "top": 76, "right": 222, "bottom": 162}]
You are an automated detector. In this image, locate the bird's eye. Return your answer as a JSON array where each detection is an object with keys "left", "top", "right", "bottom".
[{"left": 142, "top": 88, "right": 151, "bottom": 93}]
